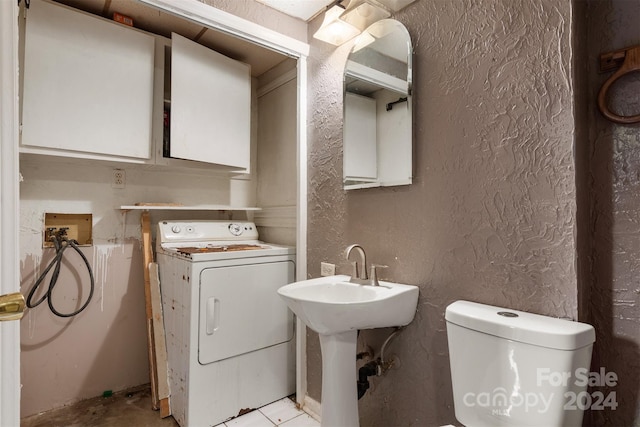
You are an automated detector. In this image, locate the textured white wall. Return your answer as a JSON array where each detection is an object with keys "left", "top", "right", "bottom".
[
  {"left": 307, "top": 0, "right": 577, "bottom": 425},
  {"left": 583, "top": 0, "right": 640, "bottom": 425},
  {"left": 19, "top": 158, "right": 254, "bottom": 417}
]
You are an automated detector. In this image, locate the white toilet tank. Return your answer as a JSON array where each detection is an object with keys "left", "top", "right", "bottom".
[{"left": 446, "top": 300, "right": 595, "bottom": 427}]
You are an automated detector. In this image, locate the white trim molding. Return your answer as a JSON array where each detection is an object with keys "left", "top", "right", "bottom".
[
  {"left": 295, "top": 56, "right": 309, "bottom": 407},
  {"left": 137, "top": 0, "right": 309, "bottom": 58},
  {"left": 0, "top": 0, "right": 22, "bottom": 425},
  {"left": 302, "top": 395, "right": 322, "bottom": 422},
  {"left": 137, "top": 0, "right": 312, "bottom": 409}
]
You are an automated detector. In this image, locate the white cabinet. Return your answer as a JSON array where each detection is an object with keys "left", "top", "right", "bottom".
[
  {"left": 166, "top": 33, "right": 251, "bottom": 172},
  {"left": 21, "top": 1, "right": 252, "bottom": 173},
  {"left": 21, "top": 0, "right": 155, "bottom": 163}
]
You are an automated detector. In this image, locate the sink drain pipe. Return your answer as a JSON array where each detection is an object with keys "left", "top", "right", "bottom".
[
  {"left": 357, "top": 327, "right": 405, "bottom": 400},
  {"left": 357, "top": 360, "right": 379, "bottom": 399}
]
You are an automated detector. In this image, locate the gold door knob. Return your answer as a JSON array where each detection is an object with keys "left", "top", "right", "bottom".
[{"left": 0, "top": 292, "right": 25, "bottom": 321}]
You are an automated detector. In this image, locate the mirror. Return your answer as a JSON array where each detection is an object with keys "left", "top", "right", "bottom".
[{"left": 343, "top": 19, "right": 412, "bottom": 190}]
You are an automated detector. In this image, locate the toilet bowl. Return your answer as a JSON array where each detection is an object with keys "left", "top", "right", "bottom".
[{"left": 446, "top": 300, "right": 596, "bottom": 427}]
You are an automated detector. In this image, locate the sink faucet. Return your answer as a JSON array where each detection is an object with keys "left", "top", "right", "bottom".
[
  {"left": 345, "top": 244, "right": 368, "bottom": 283},
  {"left": 346, "top": 244, "right": 387, "bottom": 286}
]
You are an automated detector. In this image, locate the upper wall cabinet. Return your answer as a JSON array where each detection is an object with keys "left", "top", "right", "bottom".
[
  {"left": 21, "top": 0, "right": 252, "bottom": 173},
  {"left": 343, "top": 19, "right": 413, "bottom": 190},
  {"left": 21, "top": 0, "right": 155, "bottom": 162},
  {"left": 166, "top": 33, "right": 251, "bottom": 172}
]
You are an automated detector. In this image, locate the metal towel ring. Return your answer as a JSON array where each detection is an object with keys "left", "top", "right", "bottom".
[{"left": 597, "top": 45, "right": 640, "bottom": 125}]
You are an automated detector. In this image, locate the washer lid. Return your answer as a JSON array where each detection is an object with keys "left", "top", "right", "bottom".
[{"left": 445, "top": 300, "right": 595, "bottom": 350}]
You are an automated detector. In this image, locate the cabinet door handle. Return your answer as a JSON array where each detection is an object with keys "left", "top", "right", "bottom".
[{"left": 206, "top": 297, "right": 219, "bottom": 335}]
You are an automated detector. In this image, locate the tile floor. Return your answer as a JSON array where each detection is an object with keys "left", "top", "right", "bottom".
[
  {"left": 21, "top": 384, "right": 319, "bottom": 427},
  {"left": 219, "top": 398, "right": 319, "bottom": 427}
]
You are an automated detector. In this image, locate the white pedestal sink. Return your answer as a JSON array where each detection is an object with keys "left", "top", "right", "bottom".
[{"left": 277, "top": 275, "right": 419, "bottom": 427}]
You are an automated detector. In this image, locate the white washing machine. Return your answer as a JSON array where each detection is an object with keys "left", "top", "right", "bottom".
[{"left": 156, "top": 220, "right": 296, "bottom": 427}]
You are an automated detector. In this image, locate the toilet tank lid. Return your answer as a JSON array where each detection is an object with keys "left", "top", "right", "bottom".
[{"left": 445, "top": 300, "right": 595, "bottom": 350}]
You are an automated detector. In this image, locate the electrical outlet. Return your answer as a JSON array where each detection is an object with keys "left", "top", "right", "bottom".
[
  {"left": 112, "top": 169, "right": 125, "bottom": 189},
  {"left": 320, "top": 262, "right": 336, "bottom": 277}
]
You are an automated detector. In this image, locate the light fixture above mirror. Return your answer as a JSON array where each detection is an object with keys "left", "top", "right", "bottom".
[
  {"left": 313, "top": 4, "right": 360, "bottom": 46},
  {"left": 313, "top": 0, "right": 416, "bottom": 46},
  {"left": 340, "top": 0, "right": 390, "bottom": 31}
]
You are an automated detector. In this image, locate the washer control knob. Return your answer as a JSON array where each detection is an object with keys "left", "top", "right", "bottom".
[
  {"left": 171, "top": 225, "right": 182, "bottom": 233},
  {"left": 228, "top": 223, "right": 243, "bottom": 236}
]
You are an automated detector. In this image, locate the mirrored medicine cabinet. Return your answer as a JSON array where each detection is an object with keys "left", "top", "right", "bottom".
[{"left": 343, "top": 19, "right": 413, "bottom": 190}]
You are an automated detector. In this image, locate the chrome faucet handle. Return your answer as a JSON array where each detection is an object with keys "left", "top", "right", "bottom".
[{"left": 369, "top": 264, "right": 388, "bottom": 286}]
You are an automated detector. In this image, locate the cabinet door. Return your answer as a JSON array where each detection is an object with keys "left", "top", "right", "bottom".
[
  {"left": 344, "top": 92, "right": 377, "bottom": 181},
  {"left": 170, "top": 33, "right": 250, "bottom": 171},
  {"left": 22, "top": 0, "right": 155, "bottom": 160}
]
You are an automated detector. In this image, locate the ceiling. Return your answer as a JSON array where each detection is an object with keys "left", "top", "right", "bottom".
[{"left": 255, "top": 0, "right": 335, "bottom": 21}]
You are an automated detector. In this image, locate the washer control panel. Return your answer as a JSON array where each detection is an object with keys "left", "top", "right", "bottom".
[
  {"left": 228, "top": 223, "right": 244, "bottom": 236},
  {"left": 158, "top": 220, "right": 258, "bottom": 244}
]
